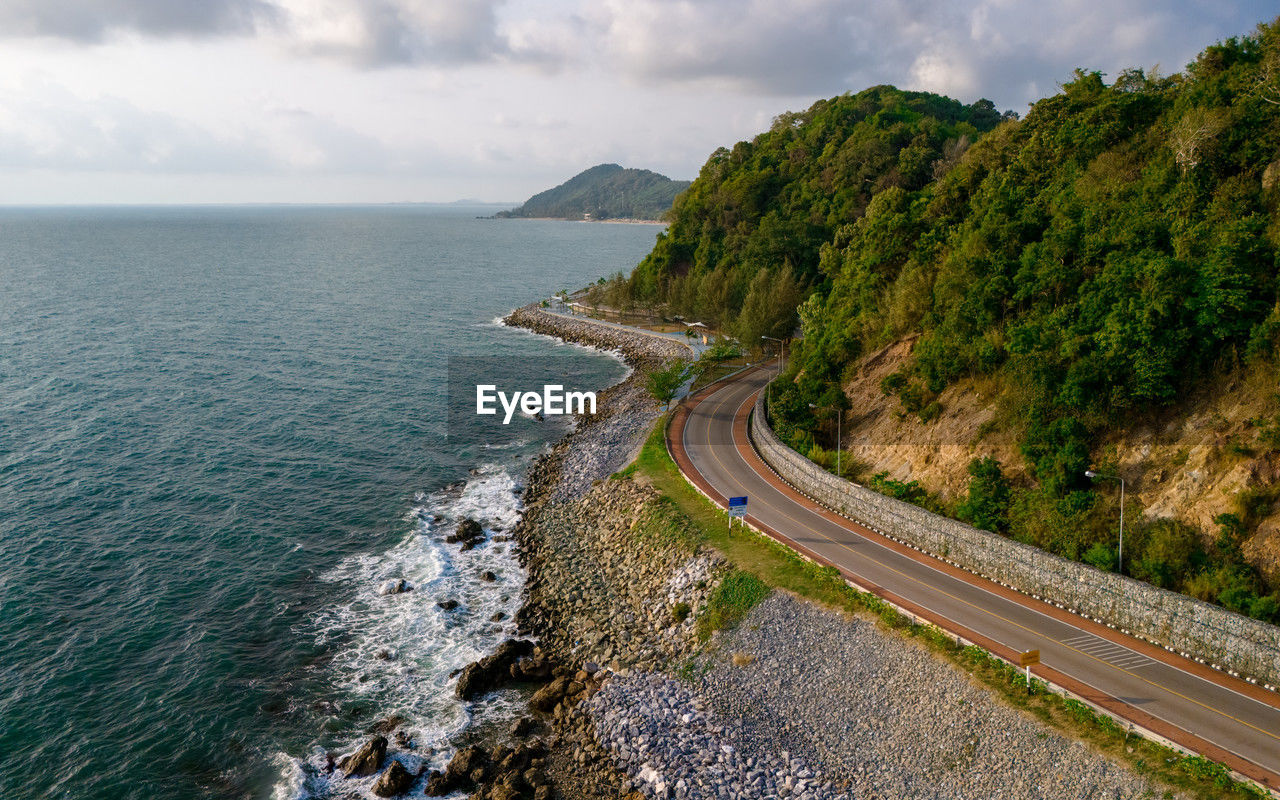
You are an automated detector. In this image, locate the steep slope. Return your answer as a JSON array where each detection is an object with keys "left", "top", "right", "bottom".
[
  {"left": 626, "top": 86, "right": 1006, "bottom": 340},
  {"left": 625, "top": 18, "right": 1280, "bottom": 621},
  {"left": 832, "top": 335, "right": 1280, "bottom": 583}
]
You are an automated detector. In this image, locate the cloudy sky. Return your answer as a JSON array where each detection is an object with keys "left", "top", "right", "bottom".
[{"left": 0, "top": 0, "right": 1271, "bottom": 204}]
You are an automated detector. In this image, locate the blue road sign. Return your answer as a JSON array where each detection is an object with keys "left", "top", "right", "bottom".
[{"left": 727, "top": 496, "right": 748, "bottom": 517}]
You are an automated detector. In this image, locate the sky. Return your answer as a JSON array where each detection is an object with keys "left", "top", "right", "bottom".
[{"left": 0, "top": 0, "right": 1272, "bottom": 204}]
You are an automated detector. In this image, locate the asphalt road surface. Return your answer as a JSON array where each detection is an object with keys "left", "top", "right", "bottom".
[{"left": 672, "top": 366, "right": 1280, "bottom": 793}]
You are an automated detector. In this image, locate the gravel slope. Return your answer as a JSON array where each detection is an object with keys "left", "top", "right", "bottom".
[{"left": 689, "top": 593, "right": 1170, "bottom": 800}]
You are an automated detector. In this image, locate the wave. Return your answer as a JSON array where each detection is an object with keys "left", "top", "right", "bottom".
[
  {"left": 277, "top": 465, "right": 528, "bottom": 798},
  {"left": 492, "top": 311, "right": 632, "bottom": 378}
]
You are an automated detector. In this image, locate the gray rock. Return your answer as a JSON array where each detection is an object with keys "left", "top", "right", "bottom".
[
  {"left": 377, "top": 578, "right": 410, "bottom": 596},
  {"left": 372, "top": 760, "right": 415, "bottom": 797},
  {"left": 338, "top": 735, "right": 386, "bottom": 778}
]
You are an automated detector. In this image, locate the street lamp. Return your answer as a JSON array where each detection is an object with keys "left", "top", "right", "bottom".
[
  {"left": 1085, "top": 470, "right": 1125, "bottom": 573},
  {"left": 810, "top": 402, "right": 841, "bottom": 478},
  {"left": 761, "top": 335, "right": 785, "bottom": 373}
]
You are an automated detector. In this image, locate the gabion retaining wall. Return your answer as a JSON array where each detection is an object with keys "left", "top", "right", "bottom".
[{"left": 750, "top": 391, "right": 1280, "bottom": 689}]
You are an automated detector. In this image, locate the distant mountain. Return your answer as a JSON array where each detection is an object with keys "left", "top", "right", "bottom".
[{"left": 497, "top": 164, "right": 691, "bottom": 221}]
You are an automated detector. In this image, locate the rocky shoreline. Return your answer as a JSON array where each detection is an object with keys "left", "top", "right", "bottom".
[
  {"left": 362, "top": 303, "right": 709, "bottom": 800},
  {"left": 332, "top": 304, "right": 1174, "bottom": 800},
  {"left": 500, "top": 304, "right": 709, "bottom": 799}
]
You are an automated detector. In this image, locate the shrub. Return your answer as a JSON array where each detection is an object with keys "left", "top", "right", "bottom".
[
  {"left": 1083, "top": 542, "right": 1117, "bottom": 572},
  {"left": 917, "top": 400, "right": 943, "bottom": 422},
  {"left": 868, "top": 471, "right": 942, "bottom": 513},
  {"left": 671, "top": 602, "right": 692, "bottom": 623},
  {"left": 699, "top": 570, "right": 770, "bottom": 637},
  {"left": 1129, "top": 520, "right": 1204, "bottom": 589},
  {"left": 957, "top": 456, "right": 1012, "bottom": 533}
]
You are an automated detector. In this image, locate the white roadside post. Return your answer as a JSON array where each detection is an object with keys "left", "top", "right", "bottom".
[{"left": 1020, "top": 650, "right": 1040, "bottom": 693}]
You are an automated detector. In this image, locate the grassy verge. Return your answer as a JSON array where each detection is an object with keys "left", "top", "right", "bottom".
[
  {"left": 697, "top": 569, "right": 770, "bottom": 639},
  {"left": 688, "top": 358, "right": 755, "bottom": 392},
  {"left": 616, "top": 416, "right": 1268, "bottom": 800}
]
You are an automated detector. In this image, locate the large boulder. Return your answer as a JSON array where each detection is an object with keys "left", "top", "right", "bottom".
[
  {"left": 509, "top": 652, "right": 555, "bottom": 682},
  {"left": 378, "top": 578, "right": 411, "bottom": 596},
  {"left": 445, "top": 745, "right": 490, "bottom": 782},
  {"left": 446, "top": 518, "right": 485, "bottom": 549},
  {"left": 338, "top": 735, "right": 387, "bottom": 777},
  {"left": 372, "top": 760, "right": 415, "bottom": 797},
  {"left": 422, "top": 745, "right": 490, "bottom": 796},
  {"left": 529, "top": 676, "right": 570, "bottom": 712},
  {"left": 422, "top": 770, "right": 452, "bottom": 796},
  {"left": 455, "top": 639, "right": 535, "bottom": 699}
]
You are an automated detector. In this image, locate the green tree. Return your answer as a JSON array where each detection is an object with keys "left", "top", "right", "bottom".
[
  {"left": 646, "top": 362, "right": 691, "bottom": 404},
  {"left": 956, "top": 457, "right": 1012, "bottom": 533},
  {"left": 734, "top": 267, "right": 803, "bottom": 344},
  {"left": 1130, "top": 521, "right": 1204, "bottom": 589}
]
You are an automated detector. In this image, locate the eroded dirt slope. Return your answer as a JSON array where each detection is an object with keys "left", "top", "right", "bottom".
[{"left": 835, "top": 337, "right": 1280, "bottom": 579}]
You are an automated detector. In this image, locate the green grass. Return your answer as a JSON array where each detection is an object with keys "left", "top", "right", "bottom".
[
  {"left": 697, "top": 570, "right": 770, "bottom": 639},
  {"left": 627, "top": 420, "right": 887, "bottom": 615},
  {"left": 671, "top": 602, "right": 692, "bottom": 623},
  {"left": 619, "top": 414, "right": 1268, "bottom": 800}
]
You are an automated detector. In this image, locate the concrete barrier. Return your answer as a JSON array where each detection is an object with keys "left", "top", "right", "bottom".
[{"left": 749, "top": 391, "right": 1280, "bottom": 689}]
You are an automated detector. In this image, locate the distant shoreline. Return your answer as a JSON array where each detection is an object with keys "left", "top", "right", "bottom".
[{"left": 483, "top": 215, "right": 667, "bottom": 225}]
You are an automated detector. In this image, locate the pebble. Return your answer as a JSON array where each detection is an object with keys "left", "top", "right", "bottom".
[{"left": 506, "top": 306, "right": 1172, "bottom": 800}]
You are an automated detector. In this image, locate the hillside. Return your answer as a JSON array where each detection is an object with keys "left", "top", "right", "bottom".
[
  {"left": 620, "top": 19, "right": 1280, "bottom": 621},
  {"left": 624, "top": 87, "right": 1007, "bottom": 338},
  {"left": 498, "top": 164, "right": 691, "bottom": 221}
]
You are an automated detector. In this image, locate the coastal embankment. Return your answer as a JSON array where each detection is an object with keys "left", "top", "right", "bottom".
[{"left": 467, "top": 304, "right": 1169, "bottom": 800}]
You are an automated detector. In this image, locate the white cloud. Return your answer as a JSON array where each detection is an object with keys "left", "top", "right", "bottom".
[
  {"left": 273, "top": 0, "right": 506, "bottom": 65},
  {"left": 0, "top": 0, "right": 276, "bottom": 41},
  {"left": 570, "top": 0, "right": 1274, "bottom": 107},
  {"left": 0, "top": 0, "right": 1271, "bottom": 202}
]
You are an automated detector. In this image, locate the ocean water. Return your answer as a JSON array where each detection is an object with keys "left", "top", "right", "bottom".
[{"left": 0, "top": 206, "right": 656, "bottom": 800}]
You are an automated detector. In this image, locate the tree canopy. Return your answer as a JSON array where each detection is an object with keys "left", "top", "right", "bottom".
[
  {"left": 498, "top": 163, "right": 691, "bottom": 221},
  {"left": 619, "top": 18, "right": 1280, "bottom": 621}
]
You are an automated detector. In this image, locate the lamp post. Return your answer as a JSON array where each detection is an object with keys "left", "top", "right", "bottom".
[
  {"left": 1085, "top": 470, "right": 1125, "bottom": 573},
  {"left": 761, "top": 335, "right": 785, "bottom": 374},
  {"left": 809, "top": 402, "right": 841, "bottom": 478}
]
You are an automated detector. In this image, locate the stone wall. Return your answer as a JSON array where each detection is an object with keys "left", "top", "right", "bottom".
[{"left": 749, "top": 391, "right": 1280, "bottom": 689}]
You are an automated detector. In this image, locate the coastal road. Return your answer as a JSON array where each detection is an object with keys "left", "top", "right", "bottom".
[{"left": 670, "top": 366, "right": 1280, "bottom": 794}]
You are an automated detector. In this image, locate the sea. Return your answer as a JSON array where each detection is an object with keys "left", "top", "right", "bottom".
[{"left": 0, "top": 205, "right": 658, "bottom": 800}]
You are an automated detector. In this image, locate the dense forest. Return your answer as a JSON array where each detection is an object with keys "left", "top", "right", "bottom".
[
  {"left": 615, "top": 19, "right": 1280, "bottom": 621},
  {"left": 498, "top": 163, "right": 691, "bottom": 221}
]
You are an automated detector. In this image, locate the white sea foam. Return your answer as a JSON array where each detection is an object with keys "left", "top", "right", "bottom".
[
  {"left": 488, "top": 310, "right": 631, "bottom": 371},
  {"left": 270, "top": 753, "right": 308, "bottom": 800},
  {"left": 280, "top": 465, "right": 529, "bottom": 798},
  {"left": 481, "top": 438, "right": 529, "bottom": 450}
]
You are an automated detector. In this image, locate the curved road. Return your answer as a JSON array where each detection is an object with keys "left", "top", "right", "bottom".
[{"left": 670, "top": 366, "right": 1280, "bottom": 794}]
